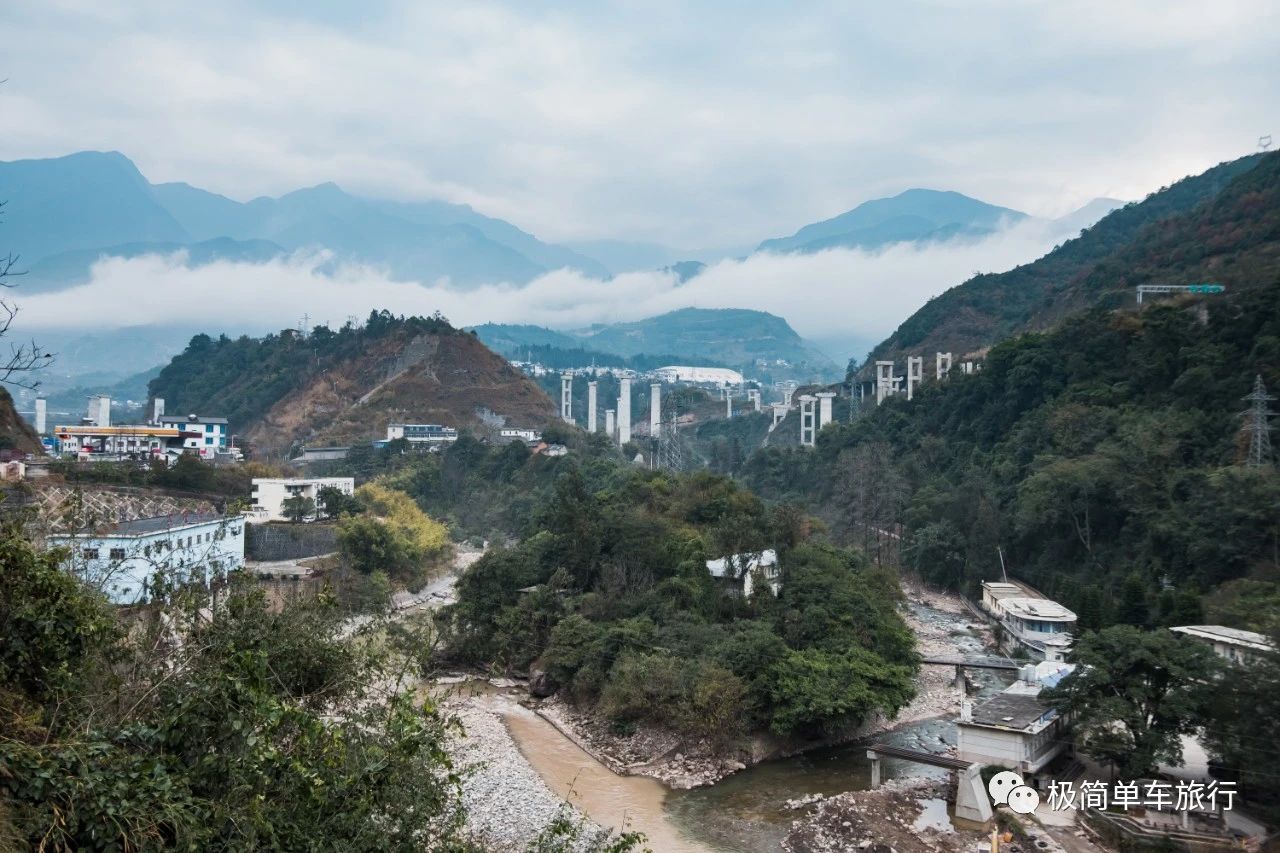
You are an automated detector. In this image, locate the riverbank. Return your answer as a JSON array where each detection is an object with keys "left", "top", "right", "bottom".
[
  {"left": 445, "top": 687, "right": 608, "bottom": 851},
  {"left": 782, "top": 777, "right": 981, "bottom": 852},
  {"left": 529, "top": 583, "right": 994, "bottom": 793}
]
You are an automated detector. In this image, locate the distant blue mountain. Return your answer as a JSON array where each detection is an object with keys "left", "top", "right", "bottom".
[
  {"left": 0, "top": 151, "right": 188, "bottom": 262},
  {"left": 758, "top": 188, "right": 1029, "bottom": 254},
  {"left": 0, "top": 151, "right": 609, "bottom": 287}
]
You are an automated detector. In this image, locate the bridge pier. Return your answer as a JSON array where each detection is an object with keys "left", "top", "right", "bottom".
[
  {"left": 866, "top": 750, "right": 882, "bottom": 789},
  {"left": 954, "top": 664, "right": 967, "bottom": 692},
  {"left": 954, "top": 764, "right": 994, "bottom": 824}
]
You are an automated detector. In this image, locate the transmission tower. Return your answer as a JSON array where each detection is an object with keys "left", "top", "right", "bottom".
[
  {"left": 655, "top": 394, "right": 687, "bottom": 473},
  {"left": 1241, "top": 374, "right": 1275, "bottom": 468}
]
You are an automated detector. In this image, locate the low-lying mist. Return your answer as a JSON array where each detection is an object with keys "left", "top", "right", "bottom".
[{"left": 16, "top": 220, "right": 1068, "bottom": 363}]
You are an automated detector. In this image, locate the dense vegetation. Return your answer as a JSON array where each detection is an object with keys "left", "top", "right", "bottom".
[
  {"left": 149, "top": 310, "right": 455, "bottom": 432},
  {"left": 0, "top": 522, "right": 474, "bottom": 851},
  {"left": 868, "top": 150, "right": 1276, "bottom": 366},
  {"left": 747, "top": 280, "right": 1280, "bottom": 631},
  {"left": 439, "top": 465, "right": 917, "bottom": 740}
]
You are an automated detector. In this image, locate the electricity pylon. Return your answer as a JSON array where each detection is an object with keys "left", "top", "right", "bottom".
[{"left": 1242, "top": 374, "right": 1275, "bottom": 468}]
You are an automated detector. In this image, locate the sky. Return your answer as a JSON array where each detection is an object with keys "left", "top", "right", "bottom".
[{"left": 1, "top": 0, "right": 1277, "bottom": 248}]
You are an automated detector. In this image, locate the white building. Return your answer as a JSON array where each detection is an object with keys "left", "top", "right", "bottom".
[
  {"left": 981, "top": 580, "right": 1076, "bottom": 662},
  {"left": 48, "top": 512, "right": 246, "bottom": 605},
  {"left": 386, "top": 423, "right": 459, "bottom": 444},
  {"left": 1170, "top": 625, "right": 1275, "bottom": 665},
  {"left": 158, "top": 415, "right": 230, "bottom": 459},
  {"left": 500, "top": 427, "right": 542, "bottom": 442},
  {"left": 957, "top": 661, "right": 1075, "bottom": 778},
  {"left": 250, "top": 477, "right": 356, "bottom": 522},
  {"left": 653, "top": 366, "right": 745, "bottom": 386},
  {"left": 706, "top": 549, "right": 780, "bottom": 597}
]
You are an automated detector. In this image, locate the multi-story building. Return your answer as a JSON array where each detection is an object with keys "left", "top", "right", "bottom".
[
  {"left": 250, "top": 477, "right": 356, "bottom": 522},
  {"left": 980, "top": 580, "right": 1077, "bottom": 662},
  {"left": 158, "top": 415, "right": 229, "bottom": 459},
  {"left": 48, "top": 512, "right": 246, "bottom": 605},
  {"left": 386, "top": 423, "right": 458, "bottom": 444}
]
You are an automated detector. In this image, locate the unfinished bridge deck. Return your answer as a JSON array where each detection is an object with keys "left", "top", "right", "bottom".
[
  {"left": 866, "top": 743, "right": 972, "bottom": 771},
  {"left": 919, "top": 654, "right": 1019, "bottom": 670}
]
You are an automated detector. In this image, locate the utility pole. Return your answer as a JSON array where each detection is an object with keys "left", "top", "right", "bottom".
[{"left": 1242, "top": 374, "right": 1275, "bottom": 468}]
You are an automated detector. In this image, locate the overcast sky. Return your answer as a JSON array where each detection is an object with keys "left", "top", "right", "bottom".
[{"left": 2, "top": 0, "right": 1277, "bottom": 248}]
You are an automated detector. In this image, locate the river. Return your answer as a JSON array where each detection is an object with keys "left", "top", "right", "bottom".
[{"left": 500, "top": 599, "right": 1011, "bottom": 852}]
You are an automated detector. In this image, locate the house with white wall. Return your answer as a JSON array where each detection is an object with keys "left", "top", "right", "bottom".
[
  {"left": 250, "top": 477, "right": 356, "bottom": 522},
  {"left": 386, "top": 423, "right": 458, "bottom": 444},
  {"left": 158, "top": 415, "right": 230, "bottom": 459},
  {"left": 48, "top": 512, "right": 246, "bottom": 605},
  {"left": 706, "top": 549, "right": 780, "bottom": 597},
  {"left": 957, "top": 661, "right": 1074, "bottom": 779}
]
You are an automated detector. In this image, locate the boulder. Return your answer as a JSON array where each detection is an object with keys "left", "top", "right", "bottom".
[{"left": 528, "top": 669, "right": 558, "bottom": 698}]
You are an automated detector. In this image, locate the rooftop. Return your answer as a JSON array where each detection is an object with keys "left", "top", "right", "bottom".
[
  {"left": 967, "top": 691, "right": 1054, "bottom": 730},
  {"left": 707, "top": 549, "right": 778, "bottom": 579},
  {"left": 158, "top": 415, "right": 228, "bottom": 424},
  {"left": 52, "top": 512, "right": 237, "bottom": 538},
  {"left": 1171, "top": 625, "right": 1275, "bottom": 652},
  {"left": 1002, "top": 596, "right": 1077, "bottom": 622}
]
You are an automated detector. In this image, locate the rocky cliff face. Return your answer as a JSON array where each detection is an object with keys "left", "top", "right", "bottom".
[{"left": 0, "top": 386, "right": 42, "bottom": 454}]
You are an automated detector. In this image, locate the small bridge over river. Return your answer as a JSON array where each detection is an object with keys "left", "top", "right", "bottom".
[
  {"left": 865, "top": 744, "right": 992, "bottom": 823},
  {"left": 920, "top": 653, "right": 1019, "bottom": 670}
]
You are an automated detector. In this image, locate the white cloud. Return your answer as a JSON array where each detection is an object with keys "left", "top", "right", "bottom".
[
  {"left": 15, "top": 221, "right": 1062, "bottom": 361},
  {"left": 0, "top": 1, "right": 1276, "bottom": 248}
]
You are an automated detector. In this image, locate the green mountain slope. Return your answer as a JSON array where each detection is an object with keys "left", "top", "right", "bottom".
[
  {"left": 866, "top": 152, "right": 1275, "bottom": 369},
  {"left": 746, "top": 279, "right": 1280, "bottom": 632}
]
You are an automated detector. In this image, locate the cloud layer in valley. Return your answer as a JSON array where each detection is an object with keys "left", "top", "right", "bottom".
[{"left": 15, "top": 219, "right": 1064, "bottom": 362}]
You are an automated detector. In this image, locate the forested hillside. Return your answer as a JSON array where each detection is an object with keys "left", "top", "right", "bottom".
[
  {"left": 747, "top": 279, "right": 1280, "bottom": 632},
  {"left": 149, "top": 311, "right": 556, "bottom": 458},
  {"left": 866, "top": 151, "right": 1276, "bottom": 368}
]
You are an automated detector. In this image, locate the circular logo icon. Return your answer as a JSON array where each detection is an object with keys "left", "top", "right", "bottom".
[{"left": 1007, "top": 785, "right": 1041, "bottom": 815}]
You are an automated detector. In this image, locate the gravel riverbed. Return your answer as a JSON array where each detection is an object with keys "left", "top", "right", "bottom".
[{"left": 446, "top": 690, "right": 608, "bottom": 851}]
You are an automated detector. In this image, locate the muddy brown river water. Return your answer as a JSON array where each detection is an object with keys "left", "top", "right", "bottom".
[{"left": 498, "top": 602, "right": 1009, "bottom": 852}]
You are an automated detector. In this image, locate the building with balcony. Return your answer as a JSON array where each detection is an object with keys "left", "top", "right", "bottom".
[
  {"left": 981, "top": 580, "right": 1076, "bottom": 662},
  {"left": 250, "top": 477, "right": 356, "bottom": 522}
]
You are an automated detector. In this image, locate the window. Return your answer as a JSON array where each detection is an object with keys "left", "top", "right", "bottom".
[
  {"left": 187, "top": 536, "right": 193, "bottom": 548},
  {"left": 82, "top": 547, "right": 100, "bottom": 560},
  {"left": 143, "top": 544, "right": 151, "bottom": 557},
  {"left": 109, "top": 547, "right": 126, "bottom": 560}
]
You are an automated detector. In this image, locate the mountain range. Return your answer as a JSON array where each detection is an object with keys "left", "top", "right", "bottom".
[
  {"left": 1, "top": 151, "right": 1125, "bottom": 294},
  {"left": 757, "top": 188, "right": 1125, "bottom": 255},
  {"left": 0, "top": 151, "right": 607, "bottom": 291},
  {"left": 472, "top": 308, "right": 841, "bottom": 382}
]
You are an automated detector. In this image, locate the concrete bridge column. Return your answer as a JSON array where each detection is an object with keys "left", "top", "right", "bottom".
[
  {"left": 954, "top": 764, "right": 993, "bottom": 824},
  {"left": 866, "top": 750, "right": 882, "bottom": 789}
]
